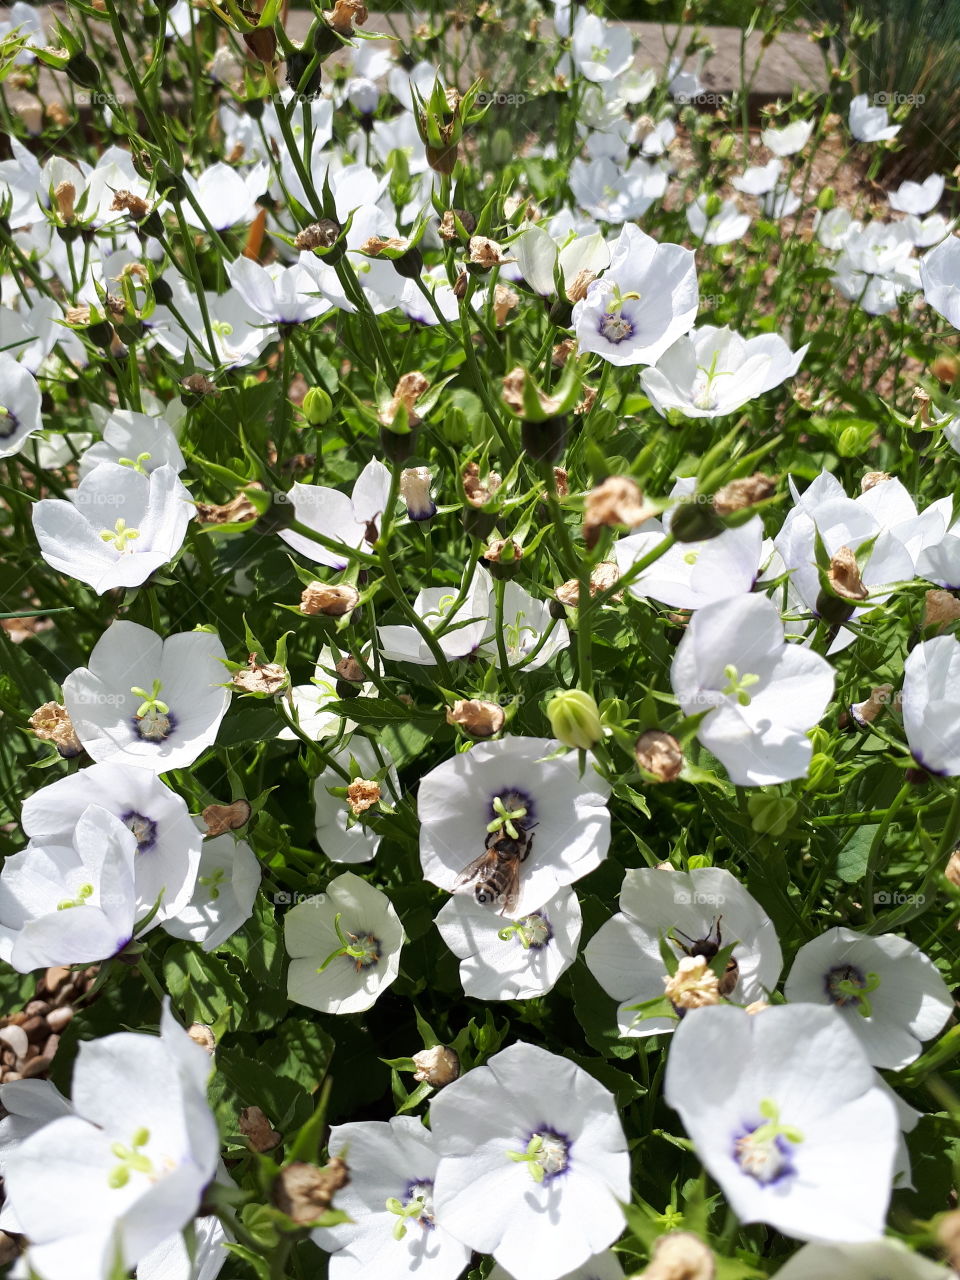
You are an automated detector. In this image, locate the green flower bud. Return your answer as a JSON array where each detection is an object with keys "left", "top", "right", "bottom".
[
  {"left": 670, "top": 501, "right": 724, "bottom": 543},
  {"left": 804, "top": 752, "right": 836, "bottom": 792},
  {"left": 747, "top": 793, "right": 799, "bottom": 837},
  {"left": 816, "top": 186, "right": 836, "bottom": 211},
  {"left": 546, "top": 689, "right": 602, "bottom": 751},
  {"left": 303, "top": 386, "right": 333, "bottom": 425}
]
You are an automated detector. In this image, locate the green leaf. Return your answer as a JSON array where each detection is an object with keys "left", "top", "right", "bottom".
[{"left": 836, "top": 823, "right": 879, "bottom": 883}]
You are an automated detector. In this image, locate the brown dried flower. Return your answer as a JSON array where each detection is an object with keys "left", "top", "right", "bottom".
[
  {"left": 346, "top": 779, "right": 380, "bottom": 816},
  {"left": 273, "top": 1158, "right": 350, "bottom": 1225},
  {"left": 300, "top": 582, "right": 360, "bottom": 617},
  {"left": 583, "top": 477, "right": 653, "bottom": 549},
  {"left": 635, "top": 730, "right": 684, "bottom": 783},
  {"left": 828, "top": 546, "right": 869, "bottom": 602},
  {"left": 29, "top": 703, "right": 82, "bottom": 758},
  {"left": 712, "top": 472, "right": 776, "bottom": 516},
  {"left": 446, "top": 699, "right": 505, "bottom": 738}
]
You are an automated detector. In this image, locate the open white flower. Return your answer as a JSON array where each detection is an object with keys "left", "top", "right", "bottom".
[
  {"left": 489, "top": 1253, "right": 624, "bottom": 1280},
  {"left": 849, "top": 93, "right": 901, "bottom": 143},
  {"left": 640, "top": 327, "right": 808, "bottom": 419},
  {"left": 79, "top": 407, "right": 185, "bottom": 479},
  {"left": 664, "top": 1004, "right": 898, "bottom": 1242},
  {"left": 63, "top": 622, "right": 231, "bottom": 774},
  {"left": 761, "top": 119, "right": 814, "bottom": 156},
  {"left": 920, "top": 235, "right": 960, "bottom": 328},
  {"left": 685, "top": 196, "right": 751, "bottom": 245},
  {"left": 313, "top": 737, "right": 400, "bottom": 864},
  {"left": 378, "top": 565, "right": 492, "bottom": 666},
  {"left": 183, "top": 162, "right": 266, "bottom": 230},
  {"left": 0, "top": 805, "right": 142, "bottom": 972},
  {"left": 784, "top": 927, "right": 952, "bottom": 1070},
  {"left": 888, "top": 174, "right": 945, "bottom": 216},
  {"left": 0, "top": 351, "right": 42, "bottom": 459},
  {"left": 147, "top": 279, "right": 277, "bottom": 370},
  {"left": 569, "top": 11, "right": 633, "bottom": 82},
  {"left": 572, "top": 223, "right": 698, "bottom": 367},
  {"left": 1, "top": 1001, "right": 219, "bottom": 1280},
  {"left": 33, "top": 462, "right": 192, "bottom": 594},
  {"left": 671, "top": 593, "right": 835, "bottom": 785},
  {"left": 773, "top": 1240, "right": 953, "bottom": 1280},
  {"left": 569, "top": 156, "right": 668, "bottom": 224},
  {"left": 615, "top": 479, "right": 764, "bottom": 611},
  {"left": 162, "top": 827, "right": 261, "bottom": 952},
  {"left": 430, "top": 1041, "right": 630, "bottom": 1280},
  {"left": 227, "top": 255, "right": 332, "bottom": 324},
  {"left": 418, "top": 736, "right": 611, "bottom": 919},
  {"left": 279, "top": 647, "right": 372, "bottom": 742},
  {"left": 480, "top": 580, "right": 570, "bottom": 671},
  {"left": 731, "top": 159, "right": 782, "bottom": 195},
  {"left": 280, "top": 459, "right": 392, "bottom": 569},
  {"left": 585, "top": 866, "right": 783, "bottom": 1037},
  {"left": 435, "top": 886, "right": 582, "bottom": 1000},
  {"left": 285, "top": 871, "right": 404, "bottom": 1014},
  {"left": 901, "top": 635, "right": 960, "bottom": 774},
  {"left": 312, "top": 1116, "right": 471, "bottom": 1280},
  {"left": 20, "top": 761, "right": 201, "bottom": 922},
  {"left": 513, "top": 223, "right": 610, "bottom": 299}
]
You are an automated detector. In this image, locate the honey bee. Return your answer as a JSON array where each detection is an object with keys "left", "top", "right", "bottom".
[
  {"left": 454, "top": 822, "right": 536, "bottom": 915},
  {"left": 672, "top": 916, "right": 740, "bottom": 997}
]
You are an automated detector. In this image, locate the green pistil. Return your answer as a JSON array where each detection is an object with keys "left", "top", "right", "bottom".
[
  {"left": 487, "top": 795, "right": 528, "bottom": 840},
  {"left": 56, "top": 882, "right": 94, "bottom": 911},
  {"left": 130, "top": 678, "right": 169, "bottom": 718},
  {"left": 498, "top": 914, "right": 548, "bottom": 950},
  {"left": 99, "top": 518, "right": 141, "bottom": 551},
  {"left": 752, "top": 1098, "right": 804, "bottom": 1147},
  {"left": 506, "top": 1134, "right": 546, "bottom": 1183},
  {"left": 107, "top": 1127, "right": 153, "bottom": 1189},
  {"left": 198, "top": 867, "right": 226, "bottom": 901},
  {"left": 117, "top": 452, "right": 152, "bottom": 474},
  {"left": 722, "top": 664, "right": 761, "bottom": 706},
  {"left": 385, "top": 1195, "right": 426, "bottom": 1240},
  {"left": 833, "top": 970, "right": 881, "bottom": 1018},
  {"left": 315, "top": 912, "right": 380, "bottom": 974}
]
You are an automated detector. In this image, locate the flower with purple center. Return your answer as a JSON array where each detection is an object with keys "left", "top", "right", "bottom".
[
  {"left": 430, "top": 1041, "right": 629, "bottom": 1280},
  {"left": 664, "top": 1004, "right": 898, "bottom": 1242}
]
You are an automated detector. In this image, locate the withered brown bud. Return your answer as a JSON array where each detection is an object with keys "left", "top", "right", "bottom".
[
  {"left": 187, "top": 1023, "right": 216, "bottom": 1054},
  {"left": 712, "top": 472, "right": 776, "bottom": 515},
  {"left": 381, "top": 370, "right": 430, "bottom": 428},
  {"left": 426, "top": 142, "right": 459, "bottom": 175},
  {"left": 300, "top": 581, "right": 360, "bottom": 617},
  {"left": 325, "top": 0, "right": 367, "bottom": 34},
  {"left": 565, "top": 268, "right": 596, "bottom": 303},
  {"left": 439, "top": 209, "right": 477, "bottom": 240},
  {"left": 945, "top": 850, "right": 960, "bottom": 888},
  {"left": 553, "top": 467, "right": 569, "bottom": 498},
  {"left": 243, "top": 25, "right": 277, "bottom": 63},
  {"left": 239, "top": 1105, "right": 282, "bottom": 1152},
  {"left": 640, "top": 1231, "right": 716, "bottom": 1280},
  {"left": 232, "top": 654, "right": 289, "bottom": 695},
  {"left": 828, "top": 546, "right": 869, "bottom": 601},
  {"left": 849, "top": 683, "right": 894, "bottom": 728},
  {"left": 635, "top": 730, "right": 684, "bottom": 783},
  {"left": 347, "top": 778, "right": 380, "bottom": 816},
  {"left": 583, "top": 477, "right": 653, "bottom": 550},
  {"left": 110, "top": 189, "right": 150, "bottom": 219},
  {"left": 194, "top": 488, "right": 261, "bottom": 525},
  {"left": 66, "top": 304, "right": 92, "bottom": 326},
  {"left": 182, "top": 373, "right": 217, "bottom": 396},
  {"left": 932, "top": 354, "right": 960, "bottom": 384},
  {"left": 29, "top": 703, "right": 83, "bottom": 758},
  {"left": 493, "top": 284, "right": 519, "bottom": 327},
  {"left": 446, "top": 698, "right": 505, "bottom": 738},
  {"left": 202, "top": 798, "right": 252, "bottom": 837},
  {"left": 912, "top": 387, "right": 931, "bottom": 424},
  {"left": 924, "top": 588, "right": 960, "bottom": 631},
  {"left": 575, "top": 385, "right": 597, "bottom": 416},
  {"left": 462, "top": 462, "right": 502, "bottom": 507},
  {"left": 452, "top": 269, "right": 469, "bottom": 299},
  {"left": 556, "top": 561, "right": 621, "bottom": 607},
  {"left": 468, "top": 236, "right": 507, "bottom": 269},
  {"left": 273, "top": 1158, "right": 350, "bottom": 1225},
  {"left": 412, "top": 1045, "right": 461, "bottom": 1087},
  {"left": 335, "top": 655, "right": 365, "bottom": 683},
  {"left": 359, "top": 235, "right": 409, "bottom": 257},
  {"left": 552, "top": 338, "right": 578, "bottom": 367},
  {"left": 54, "top": 180, "right": 76, "bottom": 221},
  {"left": 483, "top": 537, "right": 522, "bottom": 564},
  {"left": 860, "top": 470, "right": 892, "bottom": 493},
  {"left": 295, "top": 219, "right": 341, "bottom": 251}
]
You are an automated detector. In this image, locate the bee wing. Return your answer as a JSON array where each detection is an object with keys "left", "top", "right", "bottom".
[
  {"left": 453, "top": 850, "right": 497, "bottom": 894},
  {"left": 496, "top": 856, "right": 523, "bottom": 916}
]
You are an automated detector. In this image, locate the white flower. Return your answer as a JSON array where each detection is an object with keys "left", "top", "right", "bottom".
[
  {"left": 418, "top": 736, "right": 611, "bottom": 919},
  {"left": 0, "top": 351, "right": 42, "bottom": 459},
  {"left": 313, "top": 737, "right": 399, "bottom": 864},
  {"left": 285, "top": 870, "right": 403, "bottom": 1014},
  {"left": 378, "top": 565, "right": 492, "bottom": 666},
  {"left": 430, "top": 1041, "right": 630, "bottom": 1280},
  {"left": 399, "top": 467, "right": 436, "bottom": 521},
  {"left": 279, "top": 459, "right": 392, "bottom": 569},
  {"left": 902, "top": 212, "right": 955, "bottom": 249},
  {"left": 572, "top": 223, "right": 698, "bottom": 367},
  {"left": 162, "top": 828, "right": 261, "bottom": 951},
  {"left": 569, "top": 12, "right": 633, "bottom": 82},
  {"left": 772, "top": 1239, "right": 953, "bottom": 1280},
  {"left": 664, "top": 1004, "right": 898, "bottom": 1242},
  {"left": 901, "top": 635, "right": 960, "bottom": 775},
  {"left": 761, "top": 119, "right": 814, "bottom": 156},
  {"left": 0, "top": 3, "right": 44, "bottom": 62},
  {"left": 1, "top": 1001, "right": 219, "bottom": 1280},
  {"left": 227, "top": 255, "right": 332, "bottom": 324},
  {"left": 0, "top": 805, "right": 142, "bottom": 972},
  {"left": 63, "top": 621, "right": 231, "bottom": 774},
  {"left": 888, "top": 173, "right": 945, "bottom": 215},
  {"left": 569, "top": 156, "right": 668, "bottom": 225},
  {"left": 762, "top": 184, "right": 802, "bottom": 220},
  {"left": 849, "top": 93, "right": 901, "bottom": 143},
  {"left": 784, "top": 927, "right": 952, "bottom": 1070},
  {"left": 641, "top": 326, "right": 807, "bottom": 419},
  {"left": 920, "top": 235, "right": 960, "bottom": 328},
  {"left": 685, "top": 196, "right": 751, "bottom": 245},
  {"left": 435, "top": 886, "right": 582, "bottom": 1000},
  {"left": 148, "top": 280, "right": 277, "bottom": 370},
  {"left": 831, "top": 221, "right": 919, "bottom": 315},
  {"left": 79, "top": 407, "right": 185, "bottom": 478},
  {"left": 481, "top": 581, "right": 570, "bottom": 671},
  {"left": 183, "top": 162, "right": 266, "bottom": 230},
  {"left": 731, "top": 159, "right": 782, "bottom": 195},
  {"left": 279, "top": 647, "right": 371, "bottom": 743},
  {"left": 20, "top": 761, "right": 201, "bottom": 922},
  {"left": 816, "top": 207, "right": 862, "bottom": 250},
  {"left": 33, "top": 462, "right": 192, "bottom": 594},
  {"left": 489, "top": 1253, "right": 624, "bottom": 1280},
  {"left": 671, "top": 593, "right": 835, "bottom": 785},
  {"left": 585, "top": 866, "right": 783, "bottom": 1037},
  {"left": 312, "top": 1116, "right": 470, "bottom": 1280},
  {"left": 513, "top": 224, "right": 610, "bottom": 299}
]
